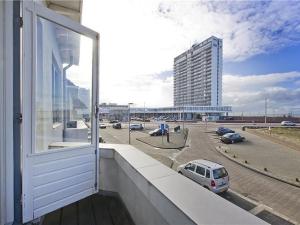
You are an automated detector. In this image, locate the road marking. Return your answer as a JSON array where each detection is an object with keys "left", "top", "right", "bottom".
[{"left": 249, "top": 204, "right": 268, "bottom": 215}]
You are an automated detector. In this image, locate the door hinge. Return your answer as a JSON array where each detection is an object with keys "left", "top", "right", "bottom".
[
  {"left": 94, "top": 104, "right": 99, "bottom": 117},
  {"left": 20, "top": 193, "right": 23, "bottom": 205},
  {"left": 18, "top": 17, "right": 23, "bottom": 28},
  {"left": 16, "top": 113, "right": 23, "bottom": 123}
]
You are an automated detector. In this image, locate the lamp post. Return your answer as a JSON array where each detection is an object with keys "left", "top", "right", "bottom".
[
  {"left": 128, "top": 103, "right": 133, "bottom": 144},
  {"left": 264, "top": 98, "right": 267, "bottom": 124},
  {"left": 143, "top": 102, "right": 146, "bottom": 129}
]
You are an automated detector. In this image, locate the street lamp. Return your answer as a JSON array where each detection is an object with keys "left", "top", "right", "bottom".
[
  {"left": 143, "top": 102, "right": 146, "bottom": 129},
  {"left": 264, "top": 98, "right": 268, "bottom": 124},
  {"left": 128, "top": 103, "right": 133, "bottom": 144}
]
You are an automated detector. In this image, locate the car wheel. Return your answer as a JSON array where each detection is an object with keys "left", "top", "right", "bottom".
[{"left": 178, "top": 171, "right": 182, "bottom": 175}]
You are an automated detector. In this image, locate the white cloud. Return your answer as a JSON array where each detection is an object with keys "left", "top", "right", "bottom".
[
  {"left": 100, "top": 73, "right": 173, "bottom": 107},
  {"left": 223, "top": 71, "right": 300, "bottom": 114},
  {"left": 156, "top": 1, "right": 300, "bottom": 61},
  {"left": 81, "top": 0, "right": 300, "bottom": 107}
]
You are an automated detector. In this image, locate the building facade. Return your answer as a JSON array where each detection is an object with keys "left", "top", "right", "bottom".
[
  {"left": 99, "top": 103, "right": 129, "bottom": 121},
  {"left": 174, "top": 36, "right": 222, "bottom": 107}
]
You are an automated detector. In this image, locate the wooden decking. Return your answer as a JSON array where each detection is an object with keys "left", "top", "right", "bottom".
[{"left": 43, "top": 194, "right": 134, "bottom": 225}]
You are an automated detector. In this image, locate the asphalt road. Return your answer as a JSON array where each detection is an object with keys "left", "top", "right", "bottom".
[{"left": 100, "top": 122, "right": 300, "bottom": 224}]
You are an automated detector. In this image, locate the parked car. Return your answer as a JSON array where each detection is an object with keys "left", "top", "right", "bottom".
[
  {"left": 112, "top": 122, "right": 122, "bottom": 129},
  {"left": 216, "top": 127, "right": 235, "bottom": 136},
  {"left": 177, "top": 159, "right": 229, "bottom": 193},
  {"left": 130, "top": 124, "right": 143, "bottom": 130},
  {"left": 99, "top": 123, "right": 106, "bottom": 129},
  {"left": 149, "top": 128, "right": 168, "bottom": 136},
  {"left": 109, "top": 120, "right": 119, "bottom": 124},
  {"left": 221, "top": 133, "right": 245, "bottom": 144},
  {"left": 281, "top": 121, "right": 296, "bottom": 126}
]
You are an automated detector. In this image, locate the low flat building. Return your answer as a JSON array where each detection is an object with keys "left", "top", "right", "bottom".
[
  {"left": 99, "top": 104, "right": 231, "bottom": 121},
  {"left": 99, "top": 103, "right": 129, "bottom": 121},
  {"left": 131, "top": 105, "right": 232, "bottom": 121}
]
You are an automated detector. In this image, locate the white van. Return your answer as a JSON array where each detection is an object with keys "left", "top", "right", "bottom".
[{"left": 177, "top": 159, "right": 229, "bottom": 193}]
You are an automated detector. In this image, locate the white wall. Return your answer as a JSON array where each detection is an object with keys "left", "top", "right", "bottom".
[
  {"left": 0, "top": 1, "right": 14, "bottom": 224},
  {"left": 99, "top": 147, "right": 191, "bottom": 225}
]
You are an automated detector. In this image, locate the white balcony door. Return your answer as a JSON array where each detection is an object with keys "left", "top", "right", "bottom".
[{"left": 21, "top": 2, "right": 99, "bottom": 223}]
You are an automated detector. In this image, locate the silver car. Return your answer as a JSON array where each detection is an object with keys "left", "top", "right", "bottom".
[
  {"left": 129, "top": 124, "right": 143, "bottom": 130},
  {"left": 177, "top": 159, "right": 229, "bottom": 193},
  {"left": 281, "top": 121, "right": 296, "bottom": 126}
]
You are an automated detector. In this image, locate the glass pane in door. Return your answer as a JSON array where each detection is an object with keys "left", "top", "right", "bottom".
[{"left": 35, "top": 16, "right": 93, "bottom": 152}]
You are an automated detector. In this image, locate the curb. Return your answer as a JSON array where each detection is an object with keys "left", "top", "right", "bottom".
[{"left": 216, "top": 146, "right": 300, "bottom": 188}]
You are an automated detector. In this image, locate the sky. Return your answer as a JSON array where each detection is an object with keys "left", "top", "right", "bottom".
[{"left": 82, "top": 0, "right": 300, "bottom": 114}]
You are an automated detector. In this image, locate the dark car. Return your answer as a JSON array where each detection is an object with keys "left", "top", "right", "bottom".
[
  {"left": 112, "top": 122, "right": 122, "bottom": 129},
  {"left": 109, "top": 120, "right": 119, "bottom": 124},
  {"left": 149, "top": 128, "right": 168, "bottom": 136},
  {"left": 216, "top": 127, "right": 235, "bottom": 136},
  {"left": 221, "top": 133, "right": 245, "bottom": 144}
]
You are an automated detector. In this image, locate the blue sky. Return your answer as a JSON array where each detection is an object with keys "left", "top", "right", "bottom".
[
  {"left": 83, "top": 0, "right": 300, "bottom": 114},
  {"left": 224, "top": 45, "right": 300, "bottom": 76}
]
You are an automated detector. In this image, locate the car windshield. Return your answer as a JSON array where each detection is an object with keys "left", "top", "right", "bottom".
[
  {"left": 213, "top": 168, "right": 228, "bottom": 179},
  {"left": 223, "top": 133, "right": 233, "bottom": 138}
]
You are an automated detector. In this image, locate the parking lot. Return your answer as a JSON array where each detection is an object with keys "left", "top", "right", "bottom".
[
  {"left": 212, "top": 125, "right": 300, "bottom": 186},
  {"left": 100, "top": 121, "right": 300, "bottom": 224}
]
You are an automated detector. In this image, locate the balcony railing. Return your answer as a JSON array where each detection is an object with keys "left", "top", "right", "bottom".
[{"left": 99, "top": 144, "right": 267, "bottom": 225}]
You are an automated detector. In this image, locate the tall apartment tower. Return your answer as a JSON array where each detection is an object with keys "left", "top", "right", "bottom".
[{"left": 174, "top": 36, "right": 222, "bottom": 107}]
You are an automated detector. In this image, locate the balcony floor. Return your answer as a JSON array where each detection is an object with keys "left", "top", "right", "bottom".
[{"left": 43, "top": 194, "right": 134, "bottom": 225}]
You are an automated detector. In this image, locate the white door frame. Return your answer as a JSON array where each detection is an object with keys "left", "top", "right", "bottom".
[{"left": 22, "top": 2, "right": 99, "bottom": 222}]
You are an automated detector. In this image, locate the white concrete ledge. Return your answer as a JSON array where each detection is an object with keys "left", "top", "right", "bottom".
[{"left": 99, "top": 144, "right": 268, "bottom": 225}]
